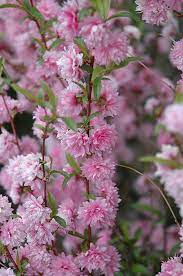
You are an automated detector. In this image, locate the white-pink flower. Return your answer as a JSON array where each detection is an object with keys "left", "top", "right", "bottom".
[
  {"left": 82, "top": 155, "right": 115, "bottom": 182},
  {"left": 51, "top": 253, "right": 80, "bottom": 276},
  {"left": 78, "top": 198, "right": 113, "bottom": 227},
  {"left": 57, "top": 45, "right": 83, "bottom": 81},
  {"left": 0, "top": 195, "right": 12, "bottom": 224},
  {"left": 162, "top": 104, "right": 183, "bottom": 135},
  {"left": 170, "top": 39, "right": 183, "bottom": 72},
  {"left": 90, "top": 125, "right": 117, "bottom": 153}
]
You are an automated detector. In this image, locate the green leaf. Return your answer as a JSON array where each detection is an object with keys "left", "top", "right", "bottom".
[
  {"left": 93, "top": 77, "right": 102, "bottom": 100},
  {"left": 49, "top": 38, "right": 64, "bottom": 50},
  {"left": 105, "top": 56, "right": 142, "bottom": 74},
  {"left": 0, "top": 4, "right": 20, "bottom": 9},
  {"left": 78, "top": 7, "right": 93, "bottom": 21},
  {"left": 175, "top": 92, "right": 183, "bottom": 103},
  {"left": 66, "top": 153, "right": 81, "bottom": 174},
  {"left": 96, "top": 0, "right": 111, "bottom": 20},
  {"left": 106, "top": 10, "right": 142, "bottom": 27},
  {"left": 33, "top": 38, "right": 46, "bottom": 51},
  {"left": 61, "top": 117, "right": 77, "bottom": 131},
  {"left": 0, "top": 57, "right": 4, "bottom": 77},
  {"left": 132, "top": 203, "right": 162, "bottom": 218},
  {"left": 49, "top": 169, "right": 69, "bottom": 178},
  {"left": 132, "top": 264, "right": 147, "bottom": 273},
  {"left": 41, "top": 80, "right": 57, "bottom": 111},
  {"left": 54, "top": 216, "right": 67, "bottom": 228},
  {"left": 81, "top": 64, "right": 93, "bottom": 73},
  {"left": 74, "top": 37, "right": 89, "bottom": 58},
  {"left": 11, "top": 84, "right": 39, "bottom": 103},
  {"left": 62, "top": 174, "right": 73, "bottom": 188},
  {"left": 140, "top": 156, "right": 183, "bottom": 169},
  {"left": 106, "top": 10, "right": 131, "bottom": 21},
  {"left": 48, "top": 192, "right": 58, "bottom": 217},
  {"left": 29, "top": 6, "right": 45, "bottom": 21},
  {"left": 92, "top": 65, "right": 106, "bottom": 81}
]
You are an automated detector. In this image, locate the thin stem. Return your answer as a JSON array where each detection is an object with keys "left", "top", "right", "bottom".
[
  {"left": 85, "top": 56, "right": 95, "bottom": 249},
  {"left": 1, "top": 95, "right": 21, "bottom": 153},
  {"left": 68, "top": 230, "right": 85, "bottom": 240},
  {"left": 138, "top": 61, "right": 175, "bottom": 93},
  {"left": 29, "top": 0, "right": 48, "bottom": 50},
  {"left": 5, "top": 246, "right": 19, "bottom": 272},
  {"left": 117, "top": 164, "right": 180, "bottom": 228},
  {"left": 41, "top": 123, "right": 49, "bottom": 207}
]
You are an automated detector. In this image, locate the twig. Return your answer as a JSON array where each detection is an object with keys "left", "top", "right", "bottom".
[
  {"left": 1, "top": 95, "right": 21, "bottom": 153},
  {"left": 117, "top": 164, "right": 181, "bottom": 228},
  {"left": 5, "top": 246, "right": 19, "bottom": 272}
]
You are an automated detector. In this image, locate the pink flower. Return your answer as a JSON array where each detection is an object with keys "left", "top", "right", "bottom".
[
  {"left": 104, "top": 246, "right": 121, "bottom": 276},
  {"left": 136, "top": 0, "right": 170, "bottom": 25},
  {"left": 43, "top": 50, "right": 62, "bottom": 77},
  {"left": 0, "top": 268, "right": 15, "bottom": 276},
  {"left": 23, "top": 244, "right": 52, "bottom": 275},
  {"left": 157, "top": 257, "right": 183, "bottom": 276},
  {"left": 57, "top": 45, "right": 83, "bottom": 81},
  {"left": 63, "top": 130, "right": 90, "bottom": 158},
  {"left": 0, "top": 195, "right": 12, "bottom": 224},
  {"left": 95, "top": 180, "right": 121, "bottom": 209},
  {"left": 90, "top": 125, "right": 117, "bottom": 153},
  {"left": 20, "top": 136, "right": 39, "bottom": 155},
  {"left": 0, "top": 218, "right": 26, "bottom": 248},
  {"left": 37, "top": 0, "right": 59, "bottom": 20},
  {"left": 82, "top": 155, "right": 115, "bottom": 182},
  {"left": 94, "top": 30, "right": 128, "bottom": 66},
  {"left": 170, "top": 39, "right": 183, "bottom": 72},
  {"left": 77, "top": 198, "right": 113, "bottom": 227},
  {"left": 77, "top": 244, "right": 109, "bottom": 273},
  {"left": 58, "top": 199, "right": 77, "bottom": 229},
  {"left": 33, "top": 107, "right": 52, "bottom": 138},
  {"left": 0, "top": 128, "right": 19, "bottom": 164},
  {"left": 51, "top": 253, "right": 80, "bottom": 276},
  {"left": 7, "top": 153, "right": 43, "bottom": 186},
  {"left": 56, "top": 0, "right": 78, "bottom": 40},
  {"left": 162, "top": 104, "right": 183, "bottom": 135},
  {"left": 57, "top": 82, "right": 83, "bottom": 117}
]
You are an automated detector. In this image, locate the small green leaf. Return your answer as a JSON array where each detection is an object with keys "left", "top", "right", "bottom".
[
  {"left": 48, "top": 192, "right": 58, "bottom": 217},
  {"left": 66, "top": 153, "right": 81, "bottom": 174},
  {"left": 106, "top": 10, "right": 131, "bottom": 21},
  {"left": 74, "top": 37, "right": 89, "bottom": 58},
  {"left": 81, "top": 64, "right": 93, "bottom": 73},
  {"left": 30, "top": 6, "right": 45, "bottom": 21},
  {"left": 62, "top": 174, "right": 73, "bottom": 188},
  {"left": 49, "top": 169, "right": 69, "bottom": 178},
  {"left": 78, "top": 7, "right": 93, "bottom": 21},
  {"left": 93, "top": 77, "right": 102, "bottom": 100},
  {"left": 49, "top": 38, "right": 64, "bottom": 50},
  {"left": 54, "top": 216, "right": 67, "bottom": 228},
  {"left": 41, "top": 80, "right": 57, "bottom": 111},
  {"left": 92, "top": 65, "right": 106, "bottom": 81},
  {"left": 140, "top": 156, "right": 183, "bottom": 169},
  {"left": 11, "top": 84, "right": 38, "bottom": 103},
  {"left": 175, "top": 93, "right": 183, "bottom": 103},
  {"left": 132, "top": 264, "right": 147, "bottom": 273},
  {"left": 132, "top": 203, "right": 162, "bottom": 218},
  {"left": 61, "top": 117, "right": 77, "bottom": 131},
  {"left": 105, "top": 56, "right": 142, "bottom": 74},
  {"left": 0, "top": 4, "right": 20, "bottom": 9},
  {"left": 96, "top": 0, "right": 111, "bottom": 20}
]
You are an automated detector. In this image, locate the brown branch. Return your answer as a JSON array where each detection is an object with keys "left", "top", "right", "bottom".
[
  {"left": 1, "top": 95, "right": 21, "bottom": 153},
  {"left": 85, "top": 56, "right": 95, "bottom": 249}
]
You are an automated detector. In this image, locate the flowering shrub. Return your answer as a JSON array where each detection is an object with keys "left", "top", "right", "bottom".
[{"left": 0, "top": 0, "right": 183, "bottom": 275}]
